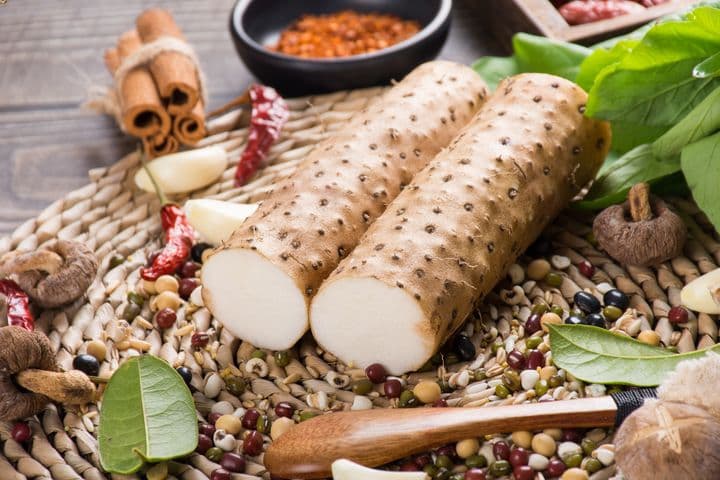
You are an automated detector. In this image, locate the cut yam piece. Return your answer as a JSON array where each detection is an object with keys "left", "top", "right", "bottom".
[
  {"left": 202, "top": 249, "right": 307, "bottom": 350},
  {"left": 202, "top": 61, "right": 489, "bottom": 349},
  {"left": 311, "top": 74, "right": 612, "bottom": 374},
  {"left": 312, "top": 277, "right": 428, "bottom": 374}
]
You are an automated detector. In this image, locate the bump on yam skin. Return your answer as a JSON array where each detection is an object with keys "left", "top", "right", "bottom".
[
  {"left": 312, "top": 74, "right": 611, "bottom": 373},
  {"left": 203, "top": 61, "right": 489, "bottom": 348}
]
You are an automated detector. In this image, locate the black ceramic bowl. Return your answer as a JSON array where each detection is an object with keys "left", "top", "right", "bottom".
[{"left": 229, "top": 0, "right": 453, "bottom": 96}]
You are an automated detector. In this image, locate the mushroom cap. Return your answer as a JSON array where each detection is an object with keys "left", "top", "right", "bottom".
[
  {"left": 616, "top": 400, "right": 720, "bottom": 480},
  {"left": 593, "top": 195, "right": 686, "bottom": 266},
  {"left": 0, "top": 326, "right": 58, "bottom": 421},
  {"left": 12, "top": 240, "right": 98, "bottom": 309}
]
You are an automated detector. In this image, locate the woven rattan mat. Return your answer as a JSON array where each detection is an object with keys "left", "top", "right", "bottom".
[{"left": 0, "top": 86, "right": 717, "bottom": 480}]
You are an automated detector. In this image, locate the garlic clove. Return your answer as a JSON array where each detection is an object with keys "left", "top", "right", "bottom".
[
  {"left": 185, "top": 199, "right": 258, "bottom": 245},
  {"left": 331, "top": 459, "right": 429, "bottom": 480},
  {"left": 134, "top": 145, "right": 227, "bottom": 195},
  {"left": 680, "top": 268, "right": 720, "bottom": 314}
]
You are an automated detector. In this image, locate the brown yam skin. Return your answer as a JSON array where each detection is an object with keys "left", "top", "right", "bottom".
[
  {"left": 210, "top": 61, "right": 488, "bottom": 299},
  {"left": 321, "top": 74, "right": 610, "bottom": 357}
]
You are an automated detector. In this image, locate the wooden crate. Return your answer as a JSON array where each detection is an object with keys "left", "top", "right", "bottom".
[{"left": 484, "top": 0, "right": 701, "bottom": 46}]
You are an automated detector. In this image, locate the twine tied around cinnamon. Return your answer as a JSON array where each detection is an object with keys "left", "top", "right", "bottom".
[{"left": 86, "top": 35, "right": 207, "bottom": 131}]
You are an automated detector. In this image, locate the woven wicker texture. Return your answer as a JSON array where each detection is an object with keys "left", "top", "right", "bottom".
[{"left": 0, "top": 87, "right": 717, "bottom": 479}]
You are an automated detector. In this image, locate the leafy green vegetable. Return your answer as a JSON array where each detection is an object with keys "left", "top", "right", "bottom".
[
  {"left": 681, "top": 131, "right": 720, "bottom": 231},
  {"left": 549, "top": 324, "right": 720, "bottom": 386},
  {"left": 576, "top": 39, "right": 639, "bottom": 91},
  {"left": 694, "top": 50, "right": 720, "bottom": 78},
  {"left": 513, "top": 33, "right": 591, "bottom": 80},
  {"left": 471, "top": 56, "right": 519, "bottom": 91},
  {"left": 98, "top": 355, "right": 198, "bottom": 474},
  {"left": 587, "top": 7, "right": 720, "bottom": 126},
  {"left": 473, "top": 33, "right": 590, "bottom": 89},
  {"left": 653, "top": 85, "right": 720, "bottom": 158},
  {"left": 576, "top": 144, "right": 680, "bottom": 210},
  {"left": 611, "top": 122, "right": 669, "bottom": 155}
]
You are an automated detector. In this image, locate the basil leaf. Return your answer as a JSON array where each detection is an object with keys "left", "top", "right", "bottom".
[
  {"left": 587, "top": 8, "right": 720, "bottom": 126},
  {"left": 694, "top": 51, "right": 720, "bottom": 78},
  {"left": 575, "top": 144, "right": 680, "bottom": 210},
  {"left": 549, "top": 325, "right": 720, "bottom": 386},
  {"left": 681, "top": 131, "right": 720, "bottom": 232},
  {"left": 472, "top": 56, "right": 520, "bottom": 91},
  {"left": 653, "top": 86, "right": 720, "bottom": 158},
  {"left": 98, "top": 355, "right": 198, "bottom": 474}
]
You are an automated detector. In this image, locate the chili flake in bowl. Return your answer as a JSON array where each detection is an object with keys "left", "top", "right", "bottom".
[
  {"left": 229, "top": 0, "right": 452, "bottom": 95},
  {"left": 271, "top": 10, "right": 421, "bottom": 59}
]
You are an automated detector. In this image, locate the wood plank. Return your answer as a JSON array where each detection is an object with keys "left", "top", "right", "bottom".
[{"left": 0, "top": 0, "right": 500, "bottom": 236}]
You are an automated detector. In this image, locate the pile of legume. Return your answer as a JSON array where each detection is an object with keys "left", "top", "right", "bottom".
[{"left": 271, "top": 10, "right": 421, "bottom": 58}]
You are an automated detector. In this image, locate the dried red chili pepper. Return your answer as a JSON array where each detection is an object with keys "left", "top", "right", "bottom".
[
  {"left": 234, "top": 85, "right": 289, "bottom": 187},
  {"left": 0, "top": 279, "right": 34, "bottom": 331},
  {"left": 559, "top": 0, "right": 645, "bottom": 25},
  {"left": 140, "top": 204, "right": 194, "bottom": 281}
]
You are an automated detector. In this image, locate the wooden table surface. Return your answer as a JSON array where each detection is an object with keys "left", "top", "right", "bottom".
[{"left": 0, "top": 0, "right": 504, "bottom": 235}]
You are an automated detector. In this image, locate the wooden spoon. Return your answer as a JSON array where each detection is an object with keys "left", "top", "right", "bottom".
[{"left": 265, "top": 389, "right": 656, "bottom": 478}]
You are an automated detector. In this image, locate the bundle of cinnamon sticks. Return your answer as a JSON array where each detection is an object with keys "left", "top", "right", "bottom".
[{"left": 104, "top": 8, "right": 206, "bottom": 157}]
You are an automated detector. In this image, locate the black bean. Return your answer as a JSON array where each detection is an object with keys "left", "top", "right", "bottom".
[
  {"left": 176, "top": 366, "right": 193, "bottom": 386},
  {"left": 565, "top": 315, "right": 584, "bottom": 325},
  {"left": 584, "top": 313, "right": 607, "bottom": 328},
  {"left": 574, "top": 291, "right": 601, "bottom": 314},
  {"left": 73, "top": 354, "right": 100, "bottom": 376},
  {"left": 603, "top": 289, "right": 629, "bottom": 310},
  {"left": 455, "top": 335, "right": 476, "bottom": 361}
]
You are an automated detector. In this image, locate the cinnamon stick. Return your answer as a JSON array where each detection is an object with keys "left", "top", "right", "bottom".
[
  {"left": 107, "top": 31, "right": 171, "bottom": 139},
  {"left": 173, "top": 100, "right": 206, "bottom": 146},
  {"left": 136, "top": 8, "right": 201, "bottom": 115},
  {"left": 143, "top": 132, "right": 180, "bottom": 159}
]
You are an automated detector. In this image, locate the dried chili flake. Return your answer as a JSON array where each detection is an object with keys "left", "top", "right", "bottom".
[
  {"left": 234, "top": 85, "right": 289, "bottom": 187},
  {"left": 272, "top": 10, "right": 420, "bottom": 58}
]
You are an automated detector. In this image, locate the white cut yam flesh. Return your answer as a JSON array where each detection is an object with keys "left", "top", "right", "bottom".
[
  {"left": 202, "top": 61, "right": 489, "bottom": 350},
  {"left": 311, "top": 74, "right": 612, "bottom": 374},
  {"left": 134, "top": 145, "right": 227, "bottom": 194},
  {"left": 332, "top": 459, "right": 428, "bottom": 480},
  {"left": 185, "top": 199, "right": 258, "bottom": 245}
]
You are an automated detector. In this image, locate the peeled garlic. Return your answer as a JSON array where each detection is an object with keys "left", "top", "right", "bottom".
[
  {"left": 681, "top": 268, "right": 720, "bottom": 314},
  {"left": 134, "top": 145, "right": 227, "bottom": 194},
  {"left": 331, "top": 459, "right": 429, "bottom": 480},
  {"left": 185, "top": 199, "right": 258, "bottom": 245}
]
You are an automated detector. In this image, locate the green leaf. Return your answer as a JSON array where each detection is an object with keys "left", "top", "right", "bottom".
[
  {"left": 681, "top": 131, "right": 720, "bottom": 232},
  {"left": 549, "top": 324, "right": 720, "bottom": 386},
  {"left": 472, "top": 56, "right": 519, "bottom": 91},
  {"left": 611, "top": 122, "right": 669, "bottom": 154},
  {"left": 694, "top": 51, "right": 720, "bottom": 78},
  {"left": 471, "top": 34, "right": 590, "bottom": 91},
  {"left": 576, "top": 39, "right": 639, "bottom": 92},
  {"left": 575, "top": 144, "right": 680, "bottom": 210},
  {"left": 98, "top": 355, "right": 198, "bottom": 474},
  {"left": 513, "top": 33, "right": 591, "bottom": 82},
  {"left": 653, "top": 86, "right": 720, "bottom": 158},
  {"left": 587, "top": 9, "right": 720, "bottom": 126}
]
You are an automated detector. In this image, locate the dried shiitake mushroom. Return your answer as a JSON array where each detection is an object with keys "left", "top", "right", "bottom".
[
  {"left": 0, "top": 240, "right": 98, "bottom": 308},
  {"left": 593, "top": 183, "right": 686, "bottom": 266},
  {"left": 0, "top": 327, "right": 96, "bottom": 421},
  {"left": 616, "top": 353, "right": 720, "bottom": 479}
]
